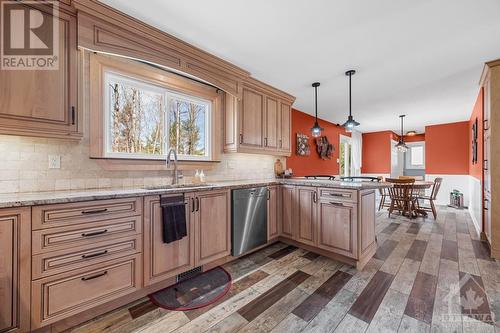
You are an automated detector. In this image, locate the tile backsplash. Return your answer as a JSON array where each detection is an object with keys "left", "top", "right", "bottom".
[{"left": 0, "top": 134, "right": 281, "bottom": 193}]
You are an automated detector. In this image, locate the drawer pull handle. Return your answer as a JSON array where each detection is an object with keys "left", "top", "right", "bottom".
[
  {"left": 81, "top": 229, "right": 108, "bottom": 237},
  {"left": 81, "top": 208, "right": 108, "bottom": 215},
  {"left": 81, "top": 250, "right": 108, "bottom": 259},
  {"left": 330, "top": 193, "right": 349, "bottom": 197},
  {"left": 329, "top": 202, "right": 345, "bottom": 207},
  {"left": 81, "top": 270, "right": 108, "bottom": 281}
]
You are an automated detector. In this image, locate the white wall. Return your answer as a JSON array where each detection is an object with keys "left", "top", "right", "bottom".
[
  {"left": 425, "top": 174, "right": 470, "bottom": 207},
  {"left": 468, "top": 176, "right": 483, "bottom": 234}
]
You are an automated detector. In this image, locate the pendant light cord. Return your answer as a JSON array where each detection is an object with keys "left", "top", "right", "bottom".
[
  {"left": 314, "top": 85, "right": 318, "bottom": 122},
  {"left": 348, "top": 73, "right": 352, "bottom": 117}
]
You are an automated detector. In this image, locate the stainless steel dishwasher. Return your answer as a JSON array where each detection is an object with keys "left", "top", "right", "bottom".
[{"left": 231, "top": 187, "right": 268, "bottom": 256}]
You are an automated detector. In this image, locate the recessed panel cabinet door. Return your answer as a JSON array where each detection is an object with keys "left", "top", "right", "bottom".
[
  {"left": 267, "top": 186, "right": 279, "bottom": 240},
  {"left": 0, "top": 208, "right": 30, "bottom": 333},
  {"left": 317, "top": 201, "right": 358, "bottom": 258},
  {"left": 240, "top": 87, "right": 264, "bottom": 148},
  {"left": 0, "top": 7, "right": 80, "bottom": 139},
  {"left": 143, "top": 195, "right": 195, "bottom": 286},
  {"left": 195, "top": 190, "right": 231, "bottom": 265},
  {"left": 280, "top": 185, "right": 296, "bottom": 239},
  {"left": 296, "top": 187, "right": 317, "bottom": 246},
  {"left": 265, "top": 97, "right": 279, "bottom": 149},
  {"left": 279, "top": 102, "right": 291, "bottom": 152}
]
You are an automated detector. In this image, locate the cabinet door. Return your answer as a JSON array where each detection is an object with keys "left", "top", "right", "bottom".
[
  {"left": 240, "top": 87, "right": 264, "bottom": 148},
  {"left": 0, "top": 6, "right": 80, "bottom": 139},
  {"left": 280, "top": 185, "right": 296, "bottom": 239},
  {"left": 143, "top": 195, "right": 194, "bottom": 286},
  {"left": 267, "top": 186, "right": 279, "bottom": 240},
  {"left": 265, "top": 97, "right": 279, "bottom": 150},
  {"left": 0, "top": 208, "right": 30, "bottom": 333},
  {"left": 317, "top": 201, "right": 358, "bottom": 258},
  {"left": 279, "top": 102, "right": 291, "bottom": 152},
  {"left": 296, "top": 187, "right": 317, "bottom": 246},
  {"left": 195, "top": 190, "right": 231, "bottom": 266}
]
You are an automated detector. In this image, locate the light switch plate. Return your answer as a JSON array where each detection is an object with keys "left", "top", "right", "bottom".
[{"left": 48, "top": 155, "right": 61, "bottom": 169}]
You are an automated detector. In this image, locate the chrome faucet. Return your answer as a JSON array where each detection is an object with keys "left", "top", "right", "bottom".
[{"left": 166, "top": 149, "right": 181, "bottom": 185}]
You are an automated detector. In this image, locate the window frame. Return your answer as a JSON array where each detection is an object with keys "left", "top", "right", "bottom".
[{"left": 90, "top": 52, "right": 222, "bottom": 168}]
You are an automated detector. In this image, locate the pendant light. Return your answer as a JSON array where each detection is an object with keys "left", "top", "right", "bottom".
[
  {"left": 311, "top": 82, "right": 324, "bottom": 137},
  {"left": 342, "top": 70, "right": 360, "bottom": 132},
  {"left": 395, "top": 115, "right": 408, "bottom": 152}
]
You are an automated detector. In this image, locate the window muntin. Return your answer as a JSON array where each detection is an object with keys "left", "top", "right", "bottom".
[{"left": 104, "top": 71, "right": 211, "bottom": 160}]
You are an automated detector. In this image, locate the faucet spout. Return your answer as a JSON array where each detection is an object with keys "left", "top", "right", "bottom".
[{"left": 166, "top": 149, "right": 180, "bottom": 185}]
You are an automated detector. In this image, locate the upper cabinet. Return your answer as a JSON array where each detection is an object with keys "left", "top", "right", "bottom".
[
  {"left": 224, "top": 79, "right": 294, "bottom": 156},
  {"left": 0, "top": 4, "right": 81, "bottom": 140}
]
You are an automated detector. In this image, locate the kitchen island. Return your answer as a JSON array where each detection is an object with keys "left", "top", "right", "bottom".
[{"left": 0, "top": 178, "right": 388, "bottom": 332}]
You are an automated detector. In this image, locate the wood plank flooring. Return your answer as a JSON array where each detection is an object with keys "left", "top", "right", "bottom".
[{"left": 69, "top": 206, "right": 500, "bottom": 333}]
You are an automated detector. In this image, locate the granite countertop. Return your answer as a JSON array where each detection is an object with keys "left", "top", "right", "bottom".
[{"left": 0, "top": 178, "right": 389, "bottom": 208}]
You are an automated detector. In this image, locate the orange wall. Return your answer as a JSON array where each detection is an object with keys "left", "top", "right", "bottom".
[
  {"left": 405, "top": 133, "right": 425, "bottom": 142},
  {"left": 425, "top": 121, "right": 470, "bottom": 174},
  {"left": 287, "top": 109, "right": 350, "bottom": 177},
  {"left": 469, "top": 89, "right": 484, "bottom": 180},
  {"left": 361, "top": 131, "right": 393, "bottom": 174}
]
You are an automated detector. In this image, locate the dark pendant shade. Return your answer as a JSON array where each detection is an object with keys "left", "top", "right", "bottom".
[
  {"left": 342, "top": 70, "right": 360, "bottom": 131},
  {"left": 395, "top": 115, "right": 408, "bottom": 152},
  {"left": 311, "top": 82, "right": 324, "bottom": 137}
]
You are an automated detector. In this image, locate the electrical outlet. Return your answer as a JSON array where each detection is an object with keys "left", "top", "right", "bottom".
[{"left": 48, "top": 155, "right": 61, "bottom": 169}]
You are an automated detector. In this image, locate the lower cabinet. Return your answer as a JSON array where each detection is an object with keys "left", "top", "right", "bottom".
[
  {"left": 267, "top": 186, "right": 279, "bottom": 240},
  {"left": 0, "top": 208, "right": 31, "bottom": 333},
  {"left": 143, "top": 194, "right": 195, "bottom": 286},
  {"left": 195, "top": 190, "right": 231, "bottom": 265},
  {"left": 296, "top": 186, "right": 317, "bottom": 246},
  {"left": 280, "top": 185, "right": 296, "bottom": 239},
  {"left": 316, "top": 201, "right": 357, "bottom": 258},
  {"left": 144, "top": 189, "right": 231, "bottom": 284}
]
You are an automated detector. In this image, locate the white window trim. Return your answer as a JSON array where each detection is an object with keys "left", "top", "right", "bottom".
[
  {"left": 405, "top": 141, "right": 425, "bottom": 169},
  {"left": 103, "top": 70, "right": 212, "bottom": 161}
]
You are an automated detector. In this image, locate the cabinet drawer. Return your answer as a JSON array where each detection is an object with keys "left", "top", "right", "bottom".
[
  {"left": 31, "top": 255, "right": 142, "bottom": 328},
  {"left": 32, "top": 197, "right": 142, "bottom": 230},
  {"left": 32, "top": 235, "right": 141, "bottom": 279},
  {"left": 32, "top": 216, "right": 142, "bottom": 254},
  {"left": 319, "top": 188, "right": 357, "bottom": 203}
]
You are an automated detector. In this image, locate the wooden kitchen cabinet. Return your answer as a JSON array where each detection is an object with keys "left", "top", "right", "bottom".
[
  {"left": 0, "top": 5, "right": 81, "bottom": 140},
  {"left": 143, "top": 194, "right": 195, "bottom": 286},
  {"left": 280, "top": 185, "right": 296, "bottom": 239},
  {"left": 0, "top": 208, "right": 31, "bottom": 333},
  {"left": 265, "top": 97, "right": 279, "bottom": 149},
  {"left": 317, "top": 200, "right": 358, "bottom": 258},
  {"left": 279, "top": 102, "right": 292, "bottom": 151},
  {"left": 267, "top": 186, "right": 279, "bottom": 240},
  {"left": 195, "top": 189, "right": 231, "bottom": 266},
  {"left": 296, "top": 186, "right": 317, "bottom": 246},
  {"left": 240, "top": 87, "right": 264, "bottom": 149},
  {"left": 224, "top": 78, "right": 295, "bottom": 156}
]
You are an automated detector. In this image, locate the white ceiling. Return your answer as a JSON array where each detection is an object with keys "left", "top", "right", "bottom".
[{"left": 100, "top": 0, "right": 500, "bottom": 133}]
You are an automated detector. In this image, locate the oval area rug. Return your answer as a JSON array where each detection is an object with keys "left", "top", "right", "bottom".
[{"left": 149, "top": 267, "right": 232, "bottom": 311}]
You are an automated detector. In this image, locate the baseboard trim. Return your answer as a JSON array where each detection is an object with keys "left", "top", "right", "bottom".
[{"left": 468, "top": 205, "right": 482, "bottom": 237}]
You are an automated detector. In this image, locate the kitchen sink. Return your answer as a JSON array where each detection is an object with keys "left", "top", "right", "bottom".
[{"left": 145, "top": 183, "right": 212, "bottom": 191}]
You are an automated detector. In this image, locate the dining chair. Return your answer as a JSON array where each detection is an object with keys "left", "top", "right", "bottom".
[
  {"left": 416, "top": 177, "right": 443, "bottom": 219},
  {"left": 386, "top": 178, "right": 416, "bottom": 217},
  {"left": 378, "top": 187, "right": 391, "bottom": 211}
]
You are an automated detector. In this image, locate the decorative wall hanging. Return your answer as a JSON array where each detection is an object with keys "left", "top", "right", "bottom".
[
  {"left": 296, "top": 133, "right": 310, "bottom": 156},
  {"left": 472, "top": 117, "right": 478, "bottom": 164},
  {"left": 315, "top": 136, "right": 334, "bottom": 160}
]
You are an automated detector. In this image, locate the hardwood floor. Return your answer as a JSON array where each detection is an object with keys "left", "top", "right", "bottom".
[{"left": 69, "top": 207, "right": 500, "bottom": 333}]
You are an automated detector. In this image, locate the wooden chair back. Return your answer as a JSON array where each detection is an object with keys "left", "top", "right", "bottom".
[
  {"left": 386, "top": 178, "right": 416, "bottom": 201},
  {"left": 430, "top": 177, "right": 443, "bottom": 200}
]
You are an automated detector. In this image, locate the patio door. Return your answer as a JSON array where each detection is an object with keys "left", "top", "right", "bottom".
[{"left": 339, "top": 135, "right": 353, "bottom": 177}]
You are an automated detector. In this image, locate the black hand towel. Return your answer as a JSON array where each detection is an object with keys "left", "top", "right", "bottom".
[{"left": 160, "top": 195, "right": 187, "bottom": 244}]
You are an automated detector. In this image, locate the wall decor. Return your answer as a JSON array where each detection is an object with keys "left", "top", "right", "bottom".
[
  {"left": 296, "top": 133, "right": 310, "bottom": 156},
  {"left": 315, "top": 136, "right": 334, "bottom": 160},
  {"left": 472, "top": 117, "right": 478, "bottom": 164}
]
